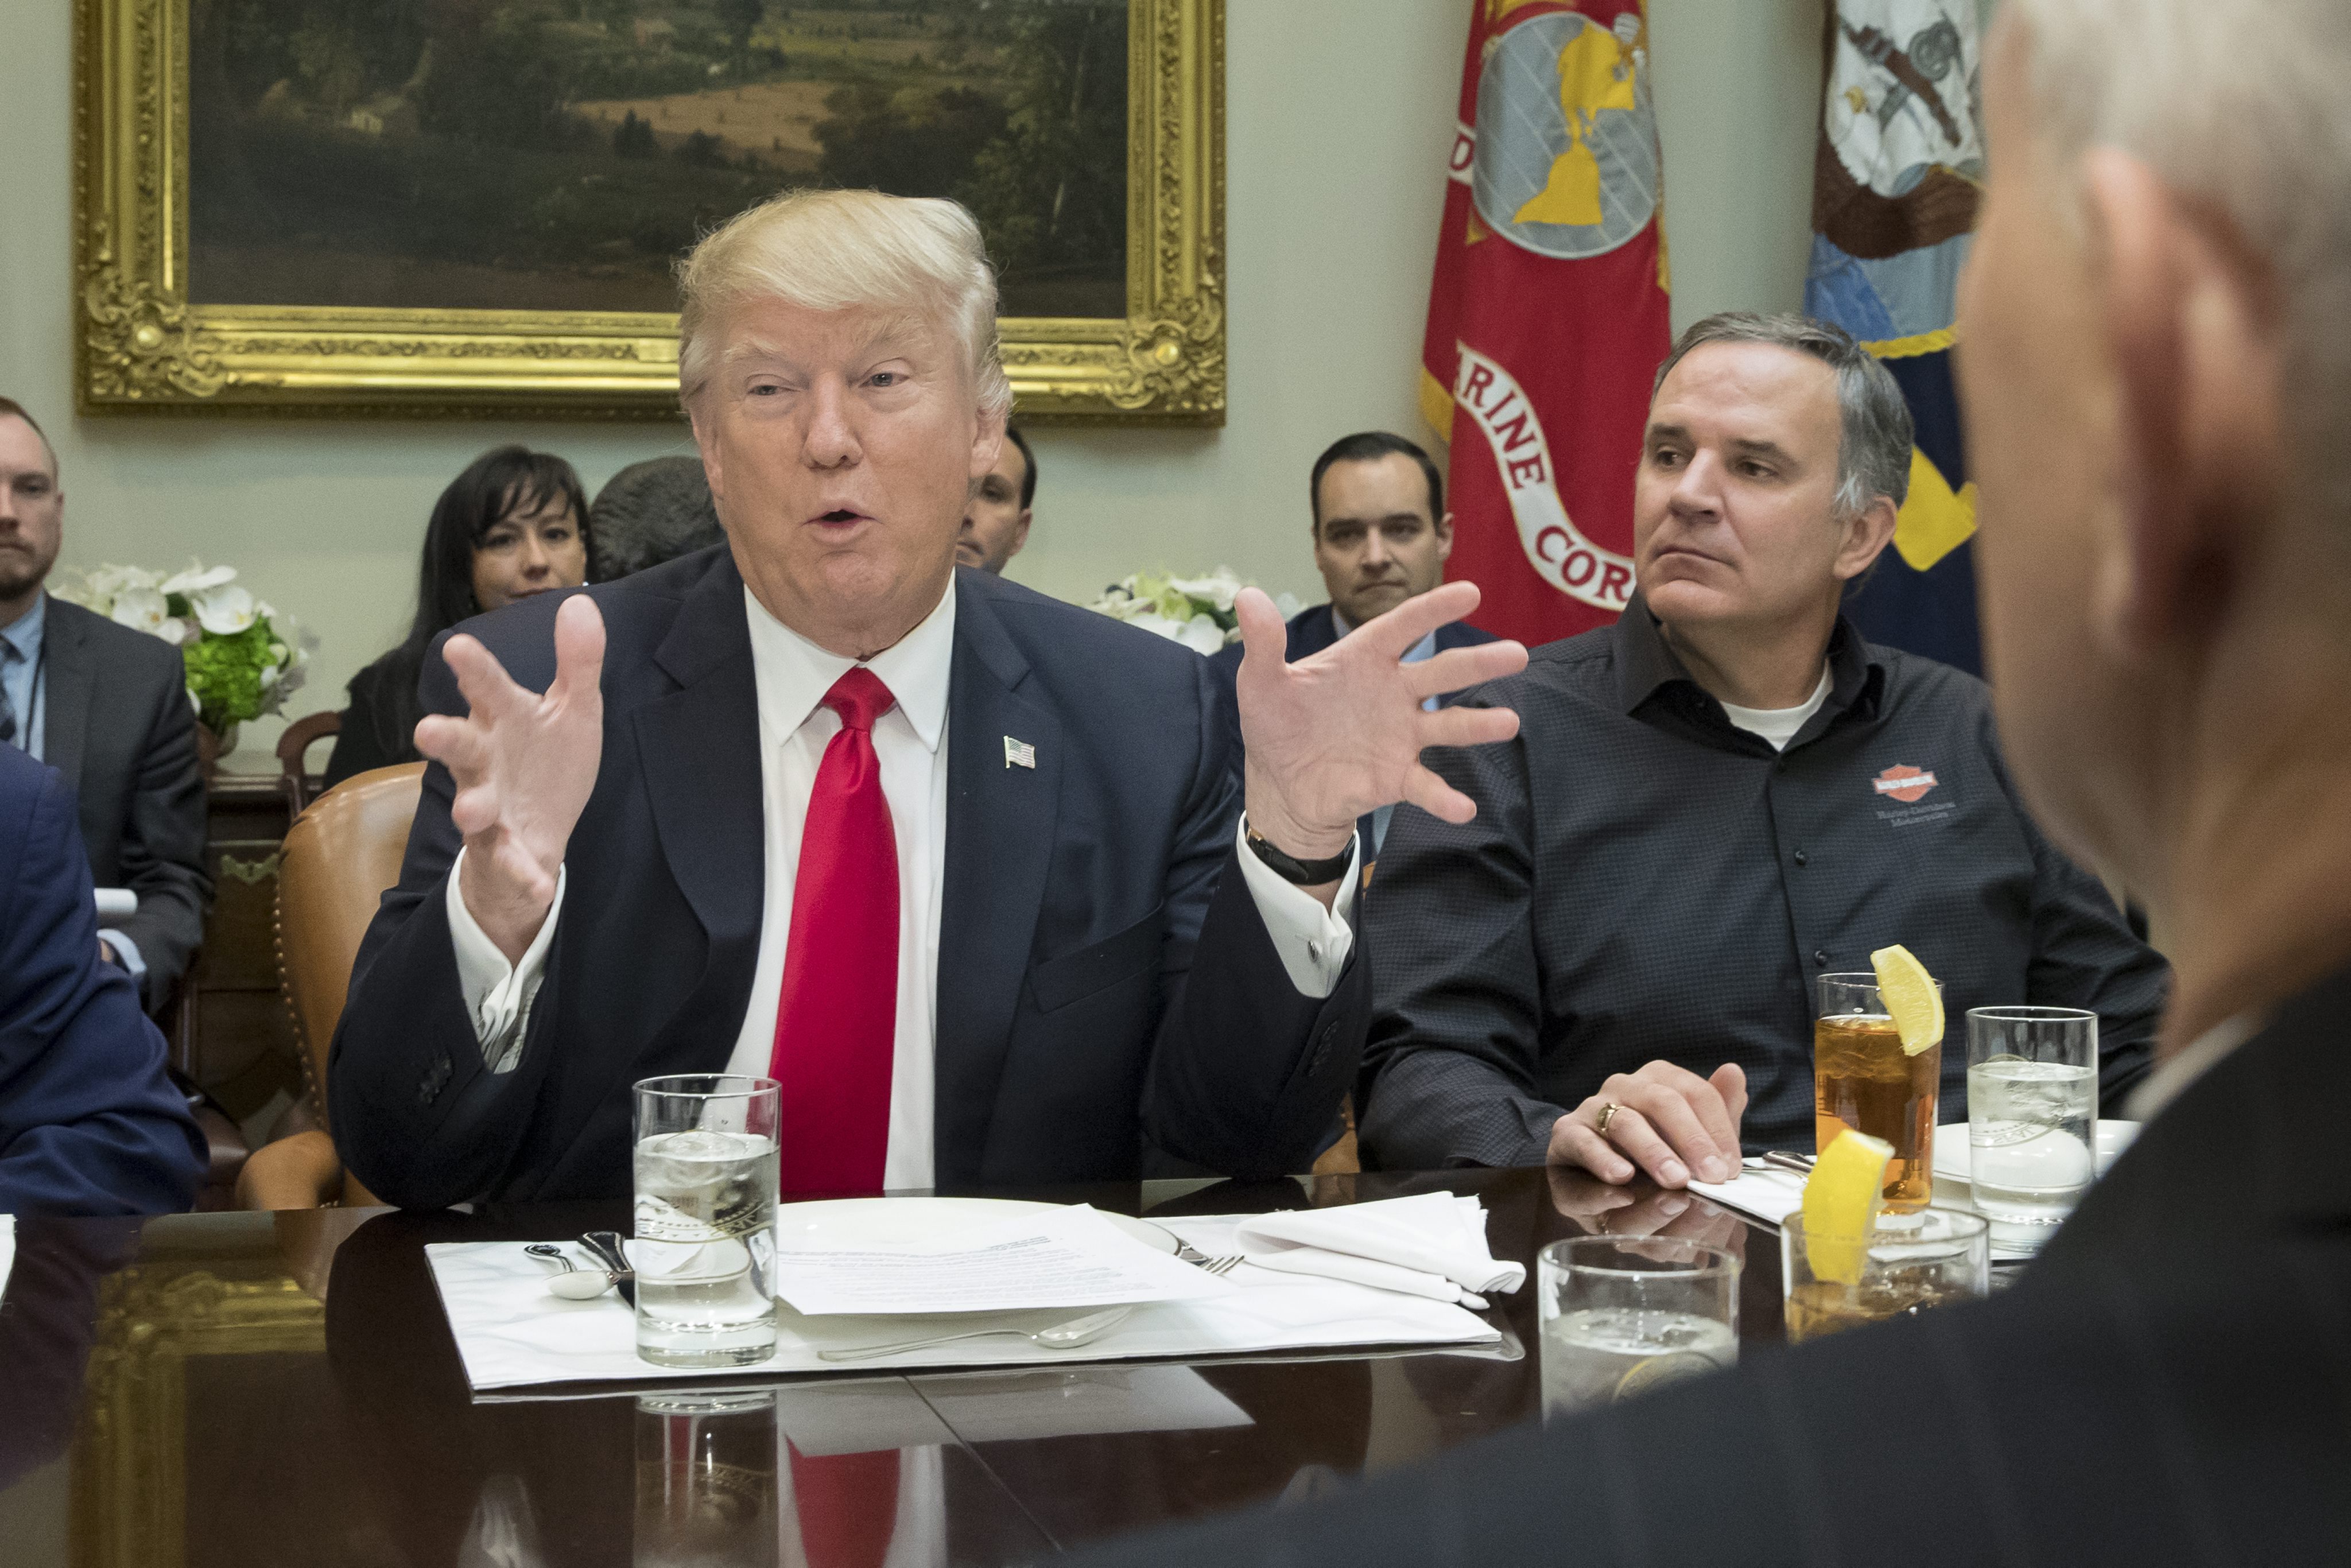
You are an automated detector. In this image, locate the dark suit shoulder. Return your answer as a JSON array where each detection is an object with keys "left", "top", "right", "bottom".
[
  {"left": 1435, "top": 620, "right": 1501, "bottom": 650},
  {"left": 964, "top": 568, "right": 1225, "bottom": 696},
  {"left": 45, "top": 597, "right": 185, "bottom": 689},
  {"left": 432, "top": 543, "right": 732, "bottom": 698}
]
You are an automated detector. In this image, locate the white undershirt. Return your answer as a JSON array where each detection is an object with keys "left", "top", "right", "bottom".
[
  {"left": 445, "top": 585, "right": 1357, "bottom": 1189},
  {"left": 1716, "top": 666, "right": 1833, "bottom": 752}
]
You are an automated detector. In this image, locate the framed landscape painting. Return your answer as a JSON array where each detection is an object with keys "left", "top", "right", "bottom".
[{"left": 74, "top": 0, "right": 1224, "bottom": 421}]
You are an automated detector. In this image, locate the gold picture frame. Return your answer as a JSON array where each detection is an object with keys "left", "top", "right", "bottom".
[
  {"left": 72, "top": 0, "right": 1224, "bottom": 423},
  {"left": 70, "top": 1263, "right": 325, "bottom": 1568}
]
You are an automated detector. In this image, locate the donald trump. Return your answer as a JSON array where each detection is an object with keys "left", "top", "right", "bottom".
[{"left": 330, "top": 189, "right": 1526, "bottom": 1204}]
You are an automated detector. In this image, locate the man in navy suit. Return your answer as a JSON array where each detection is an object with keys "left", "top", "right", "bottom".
[
  {"left": 329, "top": 191, "right": 1526, "bottom": 1206},
  {"left": 0, "top": 742, "right": 205, "bottom": 1215},
  {"left": 1211, "top": 432, "right": 1500, "bottom": 859}
]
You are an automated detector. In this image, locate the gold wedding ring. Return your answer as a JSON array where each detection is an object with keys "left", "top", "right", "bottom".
[{"left": 1596, "top": 1101, "right": 1621, "bottom": 1136}]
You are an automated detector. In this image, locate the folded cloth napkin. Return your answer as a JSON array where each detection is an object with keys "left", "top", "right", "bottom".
[
  {"left": 1686, "top": 1165, "right": 1805, "bottom": 1228},
  {"left": 1216, "top": 1193, "right": 1524, "bottom": 1309}
]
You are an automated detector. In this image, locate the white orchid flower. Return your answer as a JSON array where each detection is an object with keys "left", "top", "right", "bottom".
[
  {"left": 1175, "top": 614, "right": 1226, "bottom": 655},
  {"left": 1125, "top": 611, "right": 1183, "bottom": 642},
  {"left": 1273, "top": 592, "right": 1303, "bottom": 620},
  {"left": 108, "top": 585, "right": 183, "bottom": 643},
  {"left": 1167, "top": 573, "right": 1240, "bottom": 613},
  {"left": 160, "top": 563, "right": 236, "bottom": 596},
  {"left": 190, "top": 583, "right": 258, "bottom": 634}
]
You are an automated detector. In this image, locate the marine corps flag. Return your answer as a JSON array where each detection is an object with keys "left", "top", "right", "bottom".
[
  {"left": 1420, "top": 0, "right": 1672, "bottom": 648},
  {"left": 1805, "top": 1, "right": 1985, "bottom": 675}
]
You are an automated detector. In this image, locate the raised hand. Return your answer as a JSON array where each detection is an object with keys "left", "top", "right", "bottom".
[
  {"left": 413, "top": 594, "right": 607, "bottom": 962},
  {"left": 1233, "top": 581, "right": 1528, "bottom": 894}
]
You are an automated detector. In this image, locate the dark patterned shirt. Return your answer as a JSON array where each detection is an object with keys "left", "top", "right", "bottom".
[{"left": 1357, "top": 601, "right": 2167, "bottom": 1168}]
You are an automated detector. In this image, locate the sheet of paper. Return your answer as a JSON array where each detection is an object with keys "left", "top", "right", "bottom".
[{"left": 772, "top": 1204, "right": 1235, "bottom": 1316}]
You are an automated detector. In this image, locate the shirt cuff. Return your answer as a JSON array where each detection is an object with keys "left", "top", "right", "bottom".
[
  {"left": 1233, "top": 815, "right": 1359, "bottom": 999},
  {"left": 446, "top": 848, "right": 567, "bottom": 1074},
  {"left": 98, "top": 929, "right": 146, "bottom": 983}
]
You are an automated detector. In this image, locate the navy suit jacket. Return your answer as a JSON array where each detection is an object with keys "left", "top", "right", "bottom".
[
  {"left": 329, "top": 549, "right": 1370, "bottom": 1206},
  {"left": 0, "top": 744, "right": 204, "bottom": 1215},
  {"left": 1207, "top": 602, "right": 1501, "bottom": 852}
]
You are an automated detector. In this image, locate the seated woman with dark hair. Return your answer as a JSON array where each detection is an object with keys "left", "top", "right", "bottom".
[{"left": 321, "top": 445, "right": 592, "bottom": 791}]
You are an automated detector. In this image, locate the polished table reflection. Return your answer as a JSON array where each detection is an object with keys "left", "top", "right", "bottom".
[{"left": 0, "top": 1168, "right": 1786, "bottom": 1566}]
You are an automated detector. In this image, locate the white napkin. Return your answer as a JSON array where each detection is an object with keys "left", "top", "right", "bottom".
[
  {"left": 0, "top": 1214, "right": 13, "bottom": 1302},
  {"left": 1199, "top": 1193, "right": 1524, "bottom": 1309},
  {"left": 1686, "top": 1165, "right": 1806, "bottom": 1227},
  {"left": 425, "top": 1224, "right": 1501, "bottom": 1391}
]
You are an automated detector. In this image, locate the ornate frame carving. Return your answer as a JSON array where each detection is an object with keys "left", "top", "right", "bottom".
[
  {"left": 73, "top": 0, "right": 1224, "bottom": 423},
  {"left": 69, "top": 1264, "right": 324, "bottom": 1568}
]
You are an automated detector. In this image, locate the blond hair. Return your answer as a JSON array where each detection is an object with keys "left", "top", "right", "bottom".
[
  {"left": 2009, "top": 0, "right": 2351, "bottom": 530},
  {"left": 674, "top": 188, "right": 1011, "bottom": 418}
]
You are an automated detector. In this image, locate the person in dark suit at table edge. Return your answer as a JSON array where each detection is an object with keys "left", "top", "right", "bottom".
[
  {"left": 1209, "top": 431, "right": 1499, "bottom": 861},
  {"left": 0, "top": 397, "right": 209, "bottom": 1013},
  {"left": 0, "top": 742, "right": 205, "bottom": 1214},
  {"left": 1062, "top": 1, "right": 2351, "bottom": 1562},
  {"left": 328, "top": 189, "right": 1527, "bottom": 1206}
]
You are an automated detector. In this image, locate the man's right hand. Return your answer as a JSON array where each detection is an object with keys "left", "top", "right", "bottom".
[
  {"left": 1546, "top": 1060, "right": 1748, "bottom": 1189},
  {"left": 413, "top": 594, "right": 607, "bottom": 964}
]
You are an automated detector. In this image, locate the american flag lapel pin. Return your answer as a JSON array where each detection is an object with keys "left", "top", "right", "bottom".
[{"left": 1003, "top": 735, "right": 1037, "bottom": 770}]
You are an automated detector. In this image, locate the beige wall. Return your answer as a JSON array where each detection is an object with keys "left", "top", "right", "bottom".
[{"left": 0, "top": 0, "right": 1829, "bottom": 769}]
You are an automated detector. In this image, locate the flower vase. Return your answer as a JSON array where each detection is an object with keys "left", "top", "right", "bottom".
[{"left": 197, "top": 722, "right": 239, "bottom": 778}]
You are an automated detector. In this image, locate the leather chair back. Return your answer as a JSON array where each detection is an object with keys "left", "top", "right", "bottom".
[{"left": 277, "top": 763, "right": 425, "bottom": 1132}]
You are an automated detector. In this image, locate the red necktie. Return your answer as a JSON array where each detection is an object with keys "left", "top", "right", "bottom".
[
  {"left": 788, "top": 1445, "right": 902, "bottom": 1568},
  {"left": 769, "top": 668, "right": 899, "bottom": 1195}
]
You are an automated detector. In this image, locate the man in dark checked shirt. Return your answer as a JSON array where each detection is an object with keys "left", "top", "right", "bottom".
[{"left": 1356, "top": 311, "right": 2167, "bottom": 1184}]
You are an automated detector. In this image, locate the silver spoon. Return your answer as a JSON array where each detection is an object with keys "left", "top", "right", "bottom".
[
  {"left": 817, "top": 1306, "right": 1135, "bottom": 1364},
  {"left": 525, "top": 1243, "right": 616, "bottom": 1301}
]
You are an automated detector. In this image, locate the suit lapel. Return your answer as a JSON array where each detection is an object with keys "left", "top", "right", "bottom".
[
  {"left": 631, "top": 558, "right": 765, "bottom": 953},
  {"left": 933, "top": 576, "right": 1061, "bottom": 1185},
  {"left": 38, "top": 597, "right": 94, "bottom": 788}
]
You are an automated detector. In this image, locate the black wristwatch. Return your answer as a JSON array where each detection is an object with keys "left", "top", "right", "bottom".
[{"left": 1244, "top": 818, "right": 1356, "bottom": 885}]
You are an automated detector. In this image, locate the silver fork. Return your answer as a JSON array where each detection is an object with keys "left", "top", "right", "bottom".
[{"left": 1172, "top": 1241, "right": 1244, "bottom": 1275}]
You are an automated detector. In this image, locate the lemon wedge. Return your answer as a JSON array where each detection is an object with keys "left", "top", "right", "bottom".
[
  {"left": 1869, "top": 944, "right": 1945, "bottom": 1055},
  {"left": 1802, "top": 1129, "right": 1894, "bottom": 1286}
]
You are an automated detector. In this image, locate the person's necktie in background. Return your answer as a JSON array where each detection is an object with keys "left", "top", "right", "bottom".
[
  {"left": 769, "top": 668, "right": 901, "bottom": 1196},
  {"left": 0, "top": 639, "right": 20, "bottom": 748}
]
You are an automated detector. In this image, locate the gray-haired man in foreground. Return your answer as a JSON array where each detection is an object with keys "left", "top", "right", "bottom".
[{"left": 1070, "top": 0, "right": 2351, "bottom": 1561}]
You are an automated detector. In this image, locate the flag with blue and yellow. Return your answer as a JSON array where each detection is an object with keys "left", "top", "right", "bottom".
[{"left": 1805, "top": 1, "right": 1984, "bottom": 676}]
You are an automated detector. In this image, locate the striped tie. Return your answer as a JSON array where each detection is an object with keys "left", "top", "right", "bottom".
[{"left": 0, "top": 638, "right": 21, "bottom": 748}]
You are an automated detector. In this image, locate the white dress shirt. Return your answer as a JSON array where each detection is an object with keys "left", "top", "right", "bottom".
[{"left": 449, "top": 584, "right": 1358, "bottom": 1189}]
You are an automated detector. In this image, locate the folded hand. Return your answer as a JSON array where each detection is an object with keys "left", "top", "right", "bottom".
[{"left": 1548, "top": 1061, "right": 1748, "bottom": 1189}]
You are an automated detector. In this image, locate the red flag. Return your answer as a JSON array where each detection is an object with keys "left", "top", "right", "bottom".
[{"left": 1421, "top": 0, "right": 1673, "bottom": 647}]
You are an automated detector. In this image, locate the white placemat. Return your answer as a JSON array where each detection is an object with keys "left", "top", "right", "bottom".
[{"left": 427, "top": 1214, "right": 1501, "bottom": 1392}]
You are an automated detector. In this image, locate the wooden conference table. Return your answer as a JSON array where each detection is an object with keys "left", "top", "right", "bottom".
[{"left": 0, "top": 1167, "right": 1787, "bottom": 1567}]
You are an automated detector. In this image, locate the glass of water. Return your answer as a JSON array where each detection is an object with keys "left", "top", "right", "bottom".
[
  {"left": 633, "top": 1074, "right": 781, "bottom": 1368},
  {"left": 1535, "top": 1236, "right": 1739, "bottom": 1421},
  {"left": 1965, "top": 1007, "right": 2099, "bottom": 1232}
]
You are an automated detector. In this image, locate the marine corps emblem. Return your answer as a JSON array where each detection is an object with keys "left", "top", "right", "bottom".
[{"left": 1472, "top": 10, "right": 1658, "bottom": 261}]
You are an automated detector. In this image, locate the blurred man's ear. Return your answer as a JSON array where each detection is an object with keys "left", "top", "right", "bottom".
[
  {"left": 2086, "top": 146, "right": 2286, "bottom": 658},
  {"left": 1834, "top": 494, "right": 1899, "bottom": 582},
  {"left": 1436, "top": 510, "right": 1456, "bottom": 562}
]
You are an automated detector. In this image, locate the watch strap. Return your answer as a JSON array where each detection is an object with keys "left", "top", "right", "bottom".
[{"left": 1244, "top": 820, "right": 1356, "bottom": 885}]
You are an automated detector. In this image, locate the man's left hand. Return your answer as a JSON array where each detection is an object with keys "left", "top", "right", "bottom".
[{"left": 1234, "top": 581, "right": 1527, "bottom": 902}]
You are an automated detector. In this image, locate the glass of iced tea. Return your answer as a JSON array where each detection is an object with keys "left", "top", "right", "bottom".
[
  {"left": 1814, "top": 973, "right": 1942, "bottom": 1211},
  {"left": 1780, "top": 1208, "right": 1989, "bottom": 1342}
]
